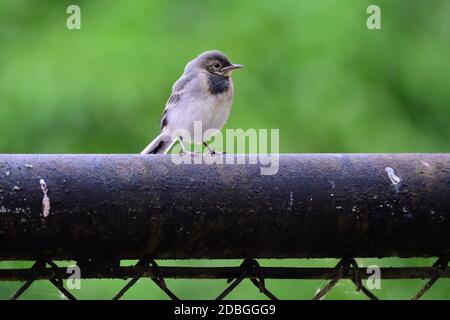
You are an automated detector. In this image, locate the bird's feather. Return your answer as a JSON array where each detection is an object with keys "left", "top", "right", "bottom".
[{"left": 160, "top": 73, "right": 195, "bottom": 130}]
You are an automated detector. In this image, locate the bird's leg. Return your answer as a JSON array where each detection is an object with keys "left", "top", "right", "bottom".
[
  {"left": 203, "top": 142, "right": 225, "bottom": 155},
  {"left": 178, "top": 137, "right": 187, "bottom": 154},
  {"left": 178, "top": 137, "right": 200, "bottom": 155},
  {"left": 178, "top": 137, "right": 194, "bottom": 155}
]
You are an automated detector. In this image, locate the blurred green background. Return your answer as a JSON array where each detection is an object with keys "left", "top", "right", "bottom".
[{"left": 0, "top": 0, "right": 449, "bottom": 299}]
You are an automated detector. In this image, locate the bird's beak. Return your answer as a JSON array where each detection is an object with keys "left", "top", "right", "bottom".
[{"left": 222, "top": 64, "right": 243, "bottom": 72}]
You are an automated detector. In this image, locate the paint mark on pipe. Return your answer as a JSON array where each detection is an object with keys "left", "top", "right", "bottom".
[
  {"left": 40, "top": 179, "right": 50, "bottom": 218},
  {"left": 287, "top": 191, "right": 294, "bottom": 211},
  {"left": 421, "top": 161, "right": 431, "bottom": 168},
  {"left": 385, "top": 167, "right": 401, "bottom": 185}
]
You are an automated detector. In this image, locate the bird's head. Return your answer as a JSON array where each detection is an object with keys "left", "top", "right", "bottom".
[{"left": 187, "top": 50, "right": 243, "bottom": 77}]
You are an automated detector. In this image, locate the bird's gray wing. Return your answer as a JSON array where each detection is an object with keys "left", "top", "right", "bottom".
[{"left": 160, "top": 73, "right": 195, "bottom": 131}]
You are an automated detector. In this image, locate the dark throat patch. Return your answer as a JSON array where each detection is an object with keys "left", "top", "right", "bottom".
[{"left": 207, "top": 73, "right": 230, "bottom": 95}]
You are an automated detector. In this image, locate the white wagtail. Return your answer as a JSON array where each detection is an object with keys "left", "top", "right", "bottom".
[{"left": 141, "top": 50, "right": 243, "bottom": 154}]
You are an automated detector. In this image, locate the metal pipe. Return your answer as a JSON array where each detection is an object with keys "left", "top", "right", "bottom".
[{"left": 0, "top": 154, "right": 449, "bottom": 260}]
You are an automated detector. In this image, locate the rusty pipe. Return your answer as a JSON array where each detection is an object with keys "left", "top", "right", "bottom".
[{"left": 0, "top": 154, "right": 449, "bottom": 260}]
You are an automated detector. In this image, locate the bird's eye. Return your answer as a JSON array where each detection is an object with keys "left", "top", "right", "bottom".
[{"left": 214, "top": 63, "right": 221, "bottom": 69}]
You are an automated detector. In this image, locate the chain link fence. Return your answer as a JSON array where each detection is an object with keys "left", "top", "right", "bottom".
[{"left": 2, "top": 256, "right": 449, "bottom": 300}]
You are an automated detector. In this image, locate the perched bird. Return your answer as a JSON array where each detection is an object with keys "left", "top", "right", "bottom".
[{"left": 141, "top": 50, "right": 243, "bottom": 154}]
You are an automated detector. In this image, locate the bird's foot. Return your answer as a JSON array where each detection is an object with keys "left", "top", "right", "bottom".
[
  {"left": 203, "top": 142, "right": 226, "bottom": 156},
  {"left": 208, "top": 149, "right": 226, "bottom": 156},
  {"left": 179, "top": 150, "right": 201, "bottom": 156}
]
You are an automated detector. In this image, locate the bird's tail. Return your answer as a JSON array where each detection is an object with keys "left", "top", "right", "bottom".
[{"left": 141, "top": 133, "right": 175, "bottom": 154}]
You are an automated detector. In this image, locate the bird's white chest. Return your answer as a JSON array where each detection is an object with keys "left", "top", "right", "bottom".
[
  {"left": 201, "top": 93, "right": 233, "bottom": 130},
  {"left": 167, "top": 81, "right": 233, "bottom": 142}
]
